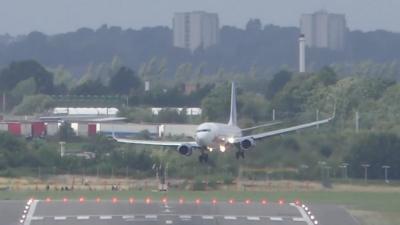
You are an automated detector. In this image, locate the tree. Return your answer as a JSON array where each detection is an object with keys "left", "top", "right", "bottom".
[
  {"left": 346, "top": 133, "right": 400, "bottom": 179},
  {"left": 13, "top": 95, "right": 54, "bottom": 115},
  {"left": 0, "top": 60, "right": 54, "bottom": 94},
  {"left": 201, "top": 83, "right": 231, "bottom": 122},
  {"left": 266, "top": 70, "right": 293, "bottom": 98},
  {"left": 109, "top": 67, "right": 142, "bottom": 94},
  {"left": 71, "top": 79, "right": 109, "bottom": 95},
  {"left": 58, "top": 122, "right": 76, "bottom": 142}
]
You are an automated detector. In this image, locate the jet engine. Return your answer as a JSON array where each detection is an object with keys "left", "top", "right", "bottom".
[
  {"left": 240, "top": 138, "right": 255, "bottom": 151},
  {"left": 177, "top": 144, "right": 193, "bottom": 156}
]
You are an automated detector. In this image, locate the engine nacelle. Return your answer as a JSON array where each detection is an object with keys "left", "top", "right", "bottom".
[
  {"left": 240, "top": 138, "right": 256, "bottom": 151},
  {"left": 177, "top": 144, "right": 193, "bottom": 156}
]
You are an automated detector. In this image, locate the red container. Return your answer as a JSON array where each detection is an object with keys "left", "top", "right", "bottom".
[
  {"left": 32, "top": 122, "right": 46, "bottom": 137},
  {"left": 88, "top": 123, "right": 97, "bottom": 136},
  {"left": 8, "top": 122, "right": 21, "bottom": 135}
]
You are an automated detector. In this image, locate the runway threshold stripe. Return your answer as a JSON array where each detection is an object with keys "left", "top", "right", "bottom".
[
  {"left": 270, "top": 217, "right": 283, "bottom": 221},
  {"left": 202, "top": 215, "right": 214, "bottom": 220},
  {"left": 123, "top": 215, "right": 135, "bottom": 219},
  {"left": 145, "top": 215, "right": 158, "bottom": 219},
  {"left": 247, "top": 216, "right": 260, "bottom": 221},
  {"left": 100, "top": 216, "right": 112, "bottom": 220},
  {"left": 166, "top": 220, "right": 173, "bottom": 224},
  {"left": 31, "top": 216, "right": 43, "bottom": 220},
  {"left": 77, "top": 216, "right": 90, "bottom": 220},
  {"left": 179, "top": 215, "right": 192, "bottom": 220},
  {"left": 224, "top": 216, "right": 237, "bottom": 220},
  {"left": 54, "top": 216, "right": 66, "bottom": 220},
  {"left": 293, "top": 217, "right": 306, "bottom": 222}
]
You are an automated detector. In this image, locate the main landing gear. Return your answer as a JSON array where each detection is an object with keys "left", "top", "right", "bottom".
[
  {"left": 198, "top": 153, "right": 209, "bottom": 163},
  {"left": 235, "top": 151, "right": 245, "bottom": 160}
]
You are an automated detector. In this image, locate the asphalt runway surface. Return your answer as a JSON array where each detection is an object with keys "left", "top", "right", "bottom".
[{"left": 1, "top": 199, "right": 359, "bottom": 225}]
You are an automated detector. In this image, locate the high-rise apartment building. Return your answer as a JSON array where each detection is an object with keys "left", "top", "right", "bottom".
[
  {"left": 300, "top": 10, "right": 347, "bottom": 50},
  {"left": 173, "top": 11, "right": 219, "bottom": 52}
]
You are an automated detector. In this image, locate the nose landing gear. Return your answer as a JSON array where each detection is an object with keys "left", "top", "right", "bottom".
[
  {"left": 235, "top": 151, "right": 245, "bottom": 160},
  {"left": 198, "top": 153, "right": 209, "bottom": 163}
]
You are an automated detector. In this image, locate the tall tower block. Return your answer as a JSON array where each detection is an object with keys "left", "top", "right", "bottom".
[{"left": 299, "top": 34, "right": 306, "bottom": 73}]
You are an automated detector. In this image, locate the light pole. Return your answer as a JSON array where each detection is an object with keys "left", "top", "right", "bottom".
[
  {"left": 299, "top": 164, "right": 309, "bottom": 181},
  {"left": 361, "top": 164, "right": 370, "bottom": 183},
  {"left": 318, "top": 161, "right": 327, "bottom": 180},
  {"left": 339, "top": 163, "right": 349, "bottom": 180},
  {"left": 382, "top": 165, "right": 390, "bottom": 184}
]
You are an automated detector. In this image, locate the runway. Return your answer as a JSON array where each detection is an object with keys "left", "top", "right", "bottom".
[{"left": 2, "top": 199, "right": 359, "bottom": 225}]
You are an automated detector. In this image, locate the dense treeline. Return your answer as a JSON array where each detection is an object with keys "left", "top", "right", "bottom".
[
  {"left": 2, "top": 21, "right": 400, "bottom": 78},
  {"left": 1, "top": 58, "right": 400, "bottom": 180}
]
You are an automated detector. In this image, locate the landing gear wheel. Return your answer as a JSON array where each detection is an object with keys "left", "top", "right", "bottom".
[
  {"left": 236, "top": 151, "right": 245, "bottom": 160},
  {"left": 198, "top": 154, "right": 209, "bottom": 163}
]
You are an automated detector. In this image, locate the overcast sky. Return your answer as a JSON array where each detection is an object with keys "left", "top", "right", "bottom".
[{"left": 0, "top": 0, "right": 399, "bottom": 35}]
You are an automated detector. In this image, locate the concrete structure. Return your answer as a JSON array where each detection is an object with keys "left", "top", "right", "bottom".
[
  {"left": 299, "top": 34, "right": 306, "bottom": 73},
  {"left": 300, "top": 10, "right": 347, "bottom": 50},
  {"left": 151, "top": 107, "right": 202, "bottom": 116},
  {"left": 173, "top": 11, "right": 219, "bottom": 52}
]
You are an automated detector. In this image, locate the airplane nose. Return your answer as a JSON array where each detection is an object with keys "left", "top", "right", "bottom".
[{"left": 195, "top": 133, "right": 207, "bottom": 146}]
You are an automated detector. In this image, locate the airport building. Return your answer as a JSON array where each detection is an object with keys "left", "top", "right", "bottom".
[
  {"left": 300, "top": 10, "right": 347, "bottom": 50},
  {"left": 173, "top": 11, "right": 220, "bottom": 52}
]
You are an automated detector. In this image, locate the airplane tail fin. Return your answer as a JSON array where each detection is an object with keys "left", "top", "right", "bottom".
[{"left": 228, "top": 82, "right": 237, "bottom": 126}]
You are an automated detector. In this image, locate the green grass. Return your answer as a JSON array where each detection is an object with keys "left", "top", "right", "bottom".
[
  {"left": 1, "top": 189, "right": 399, "bottom": 224},
  {"left": 0, "top": 189, "right": 398, "bottom": 212}
]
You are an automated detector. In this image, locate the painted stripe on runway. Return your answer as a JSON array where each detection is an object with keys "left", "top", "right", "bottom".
[
  {"left": 202, "top": 215, "right": 214, "bottom": 220},
  {"left": 290, "top": 203, "right": 314, "bottom": 225},
  {"left": 270, "top": 217, "right": 283, "bottom": 221},
  {"left": 77, "top": 216, "right": 90, "bottom": 220},
  {"left": 31, "top": 216, "right": 43, "bottom": 220},
  {"left": 247, "top": 216, "right": 261, "bottom": 221},
  {"left": 122, "top": 215, "right": 135, "bottom": 219},
  {"left": 179, "top": 215, "right": 192, "bottom": 220},
  {"left": 23, "top": 200, "right": 39, "bottom": 225},
  {"left": 54, "top": 216, "right": 66, "bottom": 220},
  {"left": 165, "top": 220, "right": 173, "bottom": 224},
  {"left": 293, "top": 217, "right": 306, "bottom": 222},
  {"left": 145, "top": 215, "right": 158, "bottom": 219},
  {"left": 100, "top": 216, "right": 112, "bottom": 220},
  {"left": 224, "top": 216, "right": 237, "bottom": 220}
]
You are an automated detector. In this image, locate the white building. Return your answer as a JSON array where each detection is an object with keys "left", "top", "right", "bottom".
[
  {"left": 173, "top": 11, "right": 219, "bottom": 52},
  {"left": 300, "top": 10, "right": 347, "bottom": 50}
]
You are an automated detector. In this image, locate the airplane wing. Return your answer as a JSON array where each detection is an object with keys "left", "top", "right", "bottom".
[
  {"left": 241, "top": 121, "right": 282, "bottom": 132},
  {"left": 113, "top": 136, "right": 199, "bottom": 147},
  {"left": 234, "top": 106, "right": 335, "bottom": 143}
]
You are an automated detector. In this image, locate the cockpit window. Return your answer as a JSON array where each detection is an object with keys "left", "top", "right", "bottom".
[{"left": 196, "top": 129, "right": 211, "bottom": 133}]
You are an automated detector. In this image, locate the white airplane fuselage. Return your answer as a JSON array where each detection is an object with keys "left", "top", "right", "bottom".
[{"left": 194, "top": 122, "right": 242, "bottom": 151}]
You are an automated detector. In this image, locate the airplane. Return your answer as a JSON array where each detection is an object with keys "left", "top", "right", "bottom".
[{"left": 113, "top": 82, "right": 335, "bottom": 163}]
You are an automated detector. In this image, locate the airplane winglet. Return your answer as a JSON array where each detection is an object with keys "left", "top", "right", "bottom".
[{"left": 331, "top": 98, "right": 337, "bottom": 119}]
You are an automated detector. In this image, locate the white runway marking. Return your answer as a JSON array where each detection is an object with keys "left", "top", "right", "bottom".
[
  {"left": 224, "top": 216, "right": 237, "bottom": 220},
  {"left": 145, "top": 214, "right": 158, "bottom": 220},
  {"left": 202, "top": 215, "right": 214, "bottom": 220},
  {"left": 23, "top": 200, "right": 38, "bottom": 225},
  {"left": 247, "top": 216, "right": 261, "bottom": 221},
  {"left": 77, "top": 216, "right": 90, "bottom": 220},
  {"left": 31, "top": 216, "right": 43, "bottom": 221},
  {"left": 165, "top": 220, "right": 173, "bottom": 224},
  {"left": 293, "top": 217, "right": 306, "bottom": 222},
  {"left": 270, "top": 217, "right": 283, "bottom": 221},
  {"left": 99, "top": 215, "right": 112, "bottom": 220},
  {"left": 122, "top": 215, "right": 135, "bottom": 219},
  {"left": 179, "top": 215, "right": 192, "bottom": 220},
  {"left": 54, "top": 216, "right": 66, "bottom": 220},
  {"left": 290, "top": 203, "right": 314, "bottom": 225}
]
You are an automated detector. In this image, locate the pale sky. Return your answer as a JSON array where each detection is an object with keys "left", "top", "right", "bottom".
[{"left": 0, "top": 0, "right": 399, "bottom": 35}]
